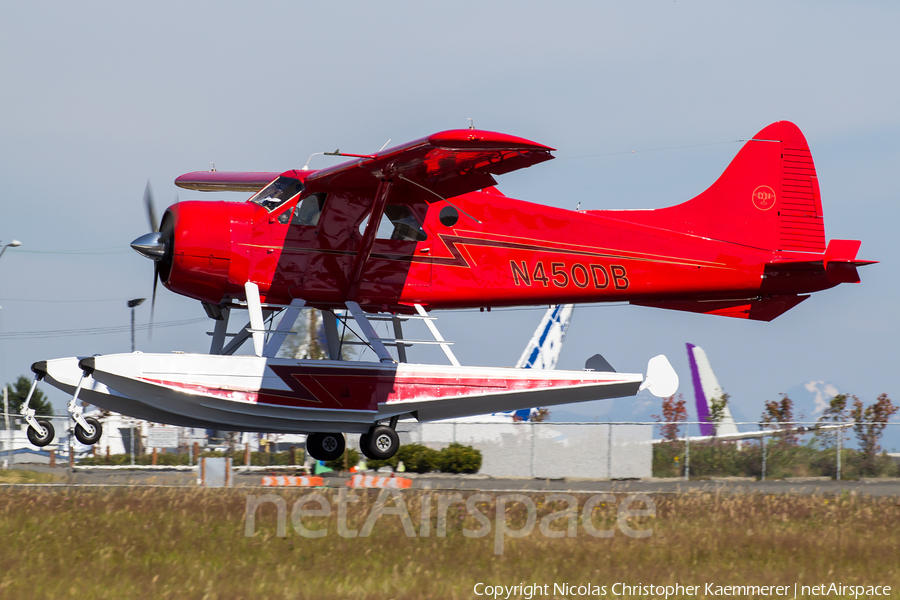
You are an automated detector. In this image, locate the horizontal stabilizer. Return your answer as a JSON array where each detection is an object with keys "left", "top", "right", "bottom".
[
  {"left": 765, "top": 239, "right": 876, "bottom": 285},
  {"left": 633, "top": 294, "right": 809, "bottom": 321},
  {"left": 823, "top": 239, "right": 877, "bottom": 283}
]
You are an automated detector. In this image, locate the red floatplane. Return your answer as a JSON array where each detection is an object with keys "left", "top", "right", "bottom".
[{"left": 24, "top": 121, "right": 872, "bottom": 461}]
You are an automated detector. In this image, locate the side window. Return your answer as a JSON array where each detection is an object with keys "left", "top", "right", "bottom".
[
  {"left": 358, "top": 204, "right": 427, "bottom": 242},
  {"left": 293, "top": 193, "right": 326, "bottom": 227}
]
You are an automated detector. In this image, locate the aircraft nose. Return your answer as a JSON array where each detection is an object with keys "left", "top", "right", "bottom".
[{"left": 131, "top": 232, "right": 166, "bottom": 260}]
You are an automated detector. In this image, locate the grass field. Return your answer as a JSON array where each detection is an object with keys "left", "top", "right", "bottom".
[
  {"left": 1, "top": 487, "right": 898, "bottom": 599},
  {"left": 0, "top": 468, "right": 61, "bottom": 484}
]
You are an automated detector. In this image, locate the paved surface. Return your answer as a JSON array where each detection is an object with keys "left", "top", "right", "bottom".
[{"left": 5, "top": 464, "right": 900, "bottom": 497}]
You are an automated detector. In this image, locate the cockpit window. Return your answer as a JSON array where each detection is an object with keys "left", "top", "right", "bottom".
[
  {"left": 250, "top": 176, "right": 304, "bottom": 211},
  {"left": 293, "top": 193, "right": 326, "bottom": 227},
  {"left": 358, "top": 204, "right": 428, "bottom": 242}
]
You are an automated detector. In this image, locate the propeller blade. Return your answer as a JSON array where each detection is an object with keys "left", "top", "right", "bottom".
[
  {"left": 144, "top": 181, "right": 159, "bottom": 233},
  {"left": 150, "top": 261, "right": 159, "bottom": 340}
]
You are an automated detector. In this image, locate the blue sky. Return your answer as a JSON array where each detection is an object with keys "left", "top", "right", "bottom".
[{"left": 1, "top": 2, "right": 897, "bottom": 428}]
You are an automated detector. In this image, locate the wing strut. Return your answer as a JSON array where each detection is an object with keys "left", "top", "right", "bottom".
[
  {"left": 323, "top": 311, "right": 343, "bottom": 360},
  {"left": 347, "top": 179, "right": 392, "bottom": 300},
  {"left": 345, "top": 301, "right": 395, "bottom": 363},
  {"left": 245, "top": 282, "right": 266, "bottom": 357},
  {"left": 263, "top": 298, "right": 307, "bottom": 358},
  {"left": 415, "top": 304, "right": 460, "bottom": 367}
]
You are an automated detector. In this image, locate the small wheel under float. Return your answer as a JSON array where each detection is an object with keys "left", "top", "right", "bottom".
[
  {"left": 305, "top": 432, "right": 345, "bottom": 462},
  {"left": 26, "top": 419, "right": 55, "bottom": 447}
]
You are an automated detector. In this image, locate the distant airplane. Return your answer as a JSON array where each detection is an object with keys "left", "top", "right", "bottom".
[
  {"left": 667, "top": 343, "right": 849, "bottom": 443},
  {"left": 512, "top": 304, "right": 575, "bottom": 420},
  {"left": 687, "top": 343, "right": 739, "bottom": 438}
]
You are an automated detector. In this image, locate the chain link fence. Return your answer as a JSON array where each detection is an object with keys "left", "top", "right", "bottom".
[
  {"left": 2, "top": 415, "right": 899, "bottom": 480},
  {"left": 651, "top": 421, "right": 900, "bottom": 480}
]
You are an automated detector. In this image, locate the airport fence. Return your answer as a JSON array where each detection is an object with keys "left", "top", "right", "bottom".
[
  {"left": 400, "top": 420, "right": 899, "bottom": 480},
  {"left": 650, "top": 421, "right": 900, "bottom": 481},
  {"left": 2, "top": 415, "right": 898, "bottom": 480}
]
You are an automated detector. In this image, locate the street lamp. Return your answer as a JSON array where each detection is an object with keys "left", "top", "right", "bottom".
[
  {"left": 128, "top": 298, "right": 146, "bottom": 352},
  {"left": 0, "top": 240, "right": 20, "bottom": 467},
  {"left": 0, "top": 239, "right": 21, "bottom": 261}
]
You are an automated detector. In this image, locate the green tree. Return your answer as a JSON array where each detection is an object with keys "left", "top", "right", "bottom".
[
  {"left": 708, "top": 391, "right": 730, "bottom": 435},
  {"left": 5, "top": 376, "right": 53, "bottom": 416},
  {"left": 761, "top": 394, "right": 797, "bottom": 446},
  {"left": 850, "top": 393, "right": 898, "bottom": 473},
  {"left": 815, "top": 393, "right": 850, "bottom": 448},
  {"left": 279, "top": 309, "right": 356, "bottom": 360}
]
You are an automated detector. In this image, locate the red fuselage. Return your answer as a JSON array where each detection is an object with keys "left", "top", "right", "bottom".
[{"left": 155, "top": 122, "right": 871, "bottom": 321}]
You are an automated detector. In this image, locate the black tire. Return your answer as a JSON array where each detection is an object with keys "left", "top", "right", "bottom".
[
  {"left": 74, "top": 416, "right": 103, "bottom": 445},
  {"left": 27, "top": 419, "right": 55, "bottom": 447},
  {"left": 306, "top": 432, "right": 345, "bottom": 462},
  {"left": 358, "top": 432, "right": 372, "bottom": 457},
  {"left": 360, "top": 425, "right": 400, "bottom": 460}
]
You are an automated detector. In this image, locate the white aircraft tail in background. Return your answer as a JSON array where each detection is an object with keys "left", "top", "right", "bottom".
[
  {"left": 512, "top": 304, "right": 575, "bottom": 419},
  {"left": 668, "top": 343, "right": 850, "bottom": 443},
  {"left": 686, "top": 343, "right": 739, "bottom": 438},
  {"left": 516, "top": 304, "right": 575, "bottom": 370}
]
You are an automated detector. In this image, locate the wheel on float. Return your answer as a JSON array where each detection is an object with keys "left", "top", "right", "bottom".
[
  {"left": 27, "top": 419, "right": 55, "bottom": 447},
  {"left": 358, "top": 432, "right": 372, "bottom": 457},
  {"left": 360, "top": 425, "right": 399, "bottom": 460},
  {"left": 306, "top": 432, "right": 345, "bottom": 462},
  {"left": 74, "top": 416, "right": 103, "bottom": 445}
]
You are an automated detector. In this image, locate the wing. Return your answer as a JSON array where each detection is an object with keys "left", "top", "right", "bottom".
[
  {"left": 304, "top": 129, "right": 554, "bottom": 198},
  {"left": 174, "top": 171, "right": 284, "bottom": 192}
]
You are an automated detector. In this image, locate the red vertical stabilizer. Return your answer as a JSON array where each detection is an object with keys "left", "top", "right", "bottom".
[{"left": 603, "top": 121, "right": 826, "bottom": 254}]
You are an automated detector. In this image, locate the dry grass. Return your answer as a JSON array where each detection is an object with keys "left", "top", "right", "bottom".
[
  {"left": 0, "top": 487, "right": 898, "bottom": 599},
  {"left": 0, "top": 469, "right": 61, "bottom": 484}
]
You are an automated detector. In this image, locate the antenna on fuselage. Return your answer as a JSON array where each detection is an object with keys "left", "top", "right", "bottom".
[
  {"left": 467, "top": 118, "right": 475, "bottom": 130},
  {"left": 302, "top": 152, "right": 326, "bottom": 170}
]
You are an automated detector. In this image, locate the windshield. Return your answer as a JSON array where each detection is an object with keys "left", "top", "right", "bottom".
[{"left": 250, "top": 176, "right": 304, "bottom": 211}]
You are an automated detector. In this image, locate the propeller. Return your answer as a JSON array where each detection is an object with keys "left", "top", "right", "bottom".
[
  {"left": 132, "top": 181, "right": 175, "bottom": 339},
  {"left": 144, "top": 181, "right": 159, "bottom": 233}
]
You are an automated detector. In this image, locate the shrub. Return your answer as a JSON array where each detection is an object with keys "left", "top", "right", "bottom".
[
  {"left": 364, "top": 443, "right": 482, "bottom": 474},
  {"left": 325, "top": 448, "right": 359, "bottom": 471},
  {"left": 436, "top": 443, "right": 482, "bottom": 474},
  {"left": 394, "top": 443, "right": 440, "bottom": 473}
]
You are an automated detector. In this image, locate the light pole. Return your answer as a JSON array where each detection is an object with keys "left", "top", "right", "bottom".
[
  {"left": 127, "top": 298, "right": 146, "bottom": 352},
  {"left": 1, "top": 240, "right": 21, "bottom": 467}
]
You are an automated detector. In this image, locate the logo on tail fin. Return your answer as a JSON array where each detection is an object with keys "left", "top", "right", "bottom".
[{"left": 752, "top": 185, "right": 776, "bottom": 211}]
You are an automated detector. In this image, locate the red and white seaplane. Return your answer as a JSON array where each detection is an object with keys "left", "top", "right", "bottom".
[{"left": 22, "top": 121, "right": 872, "bottom": 461}]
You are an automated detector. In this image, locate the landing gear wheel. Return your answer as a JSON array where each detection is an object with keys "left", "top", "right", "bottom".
[
  {"left": 27, "top": 419, "right": 55, "bottom": 447},
  {"left": 74, "top": 417, "right": 103, "bottom": 445},
  {"left": 306, "top": 432, "right": 345, "bottom": 462},
  {"left": 358, "top": 432, "right": 372, "bottom": 456},
  {"left": 360, "top": 425, "right": 400, "bottom": 460}
]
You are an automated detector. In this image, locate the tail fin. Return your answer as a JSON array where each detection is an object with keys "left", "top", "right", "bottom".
[
  {"left": 611, "top": 121, "right": 826, "bottom": 253},
  {"left": 515, "top": 304, "right": 574, "bottom": 369},
  {"left": 686, "top": 343, "right": 739, "bottom": 437},
  {"left": 512, "top": 303, "right": 574, "bottom": 420}
]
